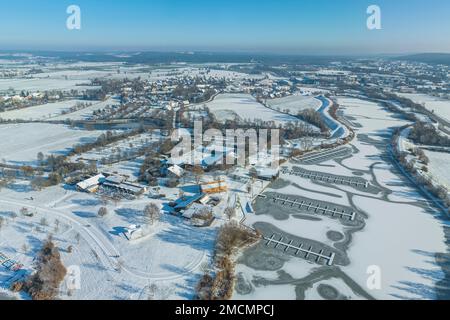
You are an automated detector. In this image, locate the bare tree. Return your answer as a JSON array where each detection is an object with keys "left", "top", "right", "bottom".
[
  {"left": 112, "top": 196, "right": 121, "bottom": 206},
  {"left": 246, "top": 182, "right": 253, "bottom": 198},
  {"left": 54, "top": 219, "right": 60, "bottom": 233},
  {"left": 37, "top": 152, "right": 44, "bottom": 165},
  {"left": 200, "top": 262, "right": 210, "bottom": 274},
  {"left": 0, "top": 179, "right": 7, "bottom": 191},
  {"left": 192, "top": 165, "right": 204, "bottom": 184},
  {"left": 74, "top": 232, "right": 81, "bottom": 245},
  {"left": 40, "top": 217, "right": 48, "bottom": 226},
  {"left": 23, "top": 237, "right": 67, "bottom": 300},
  {"left": 98, "top": 207, "right": 108, "bottom": 217},
  {"left": 224, "top": 207, "right": 236, "bottom": 220},
  {"left": 20, "top": 207, "right": 29, "bottom": 217},
  {"left": 116, "top": 259, "right": 125, "bottom": 273},
  {"left": 143, "top": 203, "right": 161, "bottom": 225},
  {"left": 100, "top": 194, "right": 109, "bottom": 206},
  {"left": 147, "top": 283, "right": 158, "bottom": 300},
  {"left": 192, "top": 206, "right": 213, "bottom": 226}
]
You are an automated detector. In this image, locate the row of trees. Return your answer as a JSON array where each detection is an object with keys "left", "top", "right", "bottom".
[
  {"left": 31, "top": 152, "right": 93, "bottom": 190},
  {"left": 297, "top": 108, "right": 329, "bottom": 133},
  {"left": 393, "top": 129, "right": 450, "bottom": 212},
  {"left": 60, "top": 101, "right": 93, "bottom": 115},
  {"left": 69, "top": 128, "right": 145, "bottom": 156},
  {"left": 181, "top": 105, "right": 322, "bottom": 141},
  {"left": 409, "top": 122, "right": 450, "bottom": 147}
]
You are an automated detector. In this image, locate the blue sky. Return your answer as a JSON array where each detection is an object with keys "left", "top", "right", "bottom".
[{"left": 1, "top": 0, "right": 449, "bottom": 54}]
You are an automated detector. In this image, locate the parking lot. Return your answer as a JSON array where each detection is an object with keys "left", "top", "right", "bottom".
[{"left": 296, "top": 147, "right": 353, "bottom": 165}]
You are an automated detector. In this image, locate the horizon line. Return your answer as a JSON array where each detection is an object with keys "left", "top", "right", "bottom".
[{"left": 1, "top": 49, "right": 449, "bottom": 57}]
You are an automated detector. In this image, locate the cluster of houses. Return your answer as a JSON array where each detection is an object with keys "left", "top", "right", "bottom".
[
  {"left": 118, "top": 73, "right": 216, "bottom": 108},
  {"left": 0, "top": 92, "right": 60, "bottom": 103}
]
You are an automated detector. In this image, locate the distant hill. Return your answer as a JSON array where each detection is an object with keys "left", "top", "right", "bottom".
[{"left": 394, "top": 53, "right": 450, "bottom": 66}]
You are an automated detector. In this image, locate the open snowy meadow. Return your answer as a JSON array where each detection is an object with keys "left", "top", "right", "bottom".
[
  {"left": 266, "top": 94, "right": 322, "bottom": 113},
  {"left": 205, "top": 93, "right": 317, "bottom": 129},
  {"left": 397, "top": 93, "right": 450, "bottom": 122},
  {"left": 0, "top": 123, "right": 102, "bottom": 166}
]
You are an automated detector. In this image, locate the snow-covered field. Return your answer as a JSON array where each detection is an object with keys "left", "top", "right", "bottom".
[
  {"left": 397, "top": 93, "right": 450, "bottom": 122},
  {"left": 0, "top": 100, "right": 97, "bottom": 121},
  {"left": 0, "top": 123, "right": 102, "bottom": 166},
  {"left": 0, "top": 78, "right": 97, "bottom": 93},
  {"left": 1, "top": 58, "right": 448, "bottom": 301},
  {"left": 204, "top": 93, "right": 313, "bottom": 127},
  {"left": 31, "top": 70, "right": 116, "bottom": 81},
  {"left": 0, "top": 184, "right": 215, "bottom": 300},
  {"left": 52, "top": 97, "right": 121, "bottom": 121},
  {"left": 424, "top": 150, "right": 450, "bottom": 189},
  {"left": 266, "top": 94, "right": 322, "bottom": 113}
]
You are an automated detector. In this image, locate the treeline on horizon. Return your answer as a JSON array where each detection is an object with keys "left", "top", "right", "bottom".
[
  {"left": 1, "top": 51, "right": 449, "bottom": 65},
  {"left": 0, "top": 51, "right": 361, "bottom": 65}
]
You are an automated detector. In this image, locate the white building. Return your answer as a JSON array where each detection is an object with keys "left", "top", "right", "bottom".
[
  {"left": 168, "top": 165, "right": 184, "bottom": 178},
  {"left": 76, "top": 174, "right": 105, "bottom": 193}
]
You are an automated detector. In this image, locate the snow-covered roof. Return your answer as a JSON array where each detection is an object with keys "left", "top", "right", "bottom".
[
  {"left": 76, "top": 174, "right": 105, "bottom": 190},
  {"left": 182, "top": 203, "right": 211, "bottom": 219},
  {"left": 168, "top": 165, "right": 184, "bottom": 177},
  {"left": 104, "top": 175, "right": 125, "bottom": 184},
  {"left": 103, "top": 181, "right": 146, "bottom": 194},
  {"left": 255, "top": 166, "right": 280, "bottom": 178},
  {"left": 174, "top": 193, "right": 206, "bottom": 211}
]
